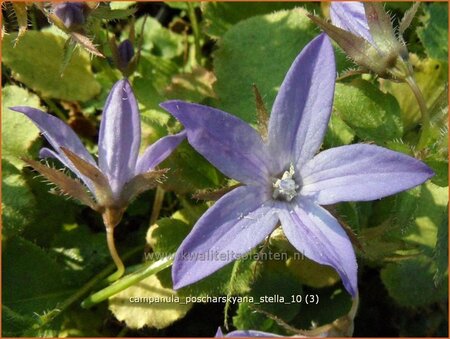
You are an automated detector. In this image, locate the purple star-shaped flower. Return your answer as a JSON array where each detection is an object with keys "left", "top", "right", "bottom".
[
  {"left": 11, "top": 79, "right": 185, "bottom": 275},
  {"left": 161, "top": 34, "right": 433, "bottom": 297}
]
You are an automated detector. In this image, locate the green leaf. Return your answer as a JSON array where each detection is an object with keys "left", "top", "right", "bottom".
[
  {"left": 213, "top": 8, "right": 348, "bottom": 125},
  {"left": 3, "top": 236, "right": 75, "bottom": 318},
  {"left": 234, "top": 303, "right": 282, "bottom": 334},
  {"left": 161, "top": 140, "right": 223, "bottom": 194},
  {"left": 334, "top": 79, "right": 403, "bottom": 143},
  {"left": 232, "top": 261, "right": 306, "bottom": 335},
  {"left": 286, "top": 256, "right": 340, "bottom": 289},
  {"left": 243, "top": 261, "right": 302, "bottom": 322},
  {"left": 2, "top": 305, "right": 34, "bottom": 337},
  {"left": 202, "top": 2, "right": 308, "bottom": 38},
  {"left": 57, "top": 306, "right": 109, "bottom": 337},
  {"left": 424, "top": 158, "right": 448, "bottom": 187},
  {"left": 147, "top": 218, "right": 191, "bottom": 255},
  {"left": 165, "top": 67, "right": 217, "bottom": 102},
  {"left": 2, "top": 160, "right": 36, "bottom": 236},
  {"left": 433, "top": 206, "right": 448, "bottom": 286},
  {"left": 110, "top": 1, "right": 136, "bottom": 10},
  {"left": 381, "top": 256, "right": 447, "bottom": 307},
  {"left": 109, "top": 274, "right": 192, "bottom": 329},
  {"left": 2, "top": 85, "right": 42, "bottom": 169},
  {"left": 417, "top": 3, "right": 448, "bottom": 61},
  {"left": 367, "top": 181, "right": 448, "bottom": 266},
  {"left": 3, "top": 31, "right": 100, "bottom": 101},
  {"left": 166, "top": 2, "right": 200, "bottom": 10},
  {"left": 397, "top": 182, "right": 448, "bottom": 250},
  {"left": 380, "top": 56, "right": 448, "bottom": 129},
  {"left": 135, "top": 17, "right": 184, "bottom": 59},
  {"left": 50, "top": 224, "right": 110, "bottom": 284},
  {"left": 90, "top": 3, "right": 136, "bottom": 20},
  {"left": 291, "top": 287, "right": 352, "bottom": 330},
  {"left": 323, "top": 114, "right": 355, "bottom": 148}
]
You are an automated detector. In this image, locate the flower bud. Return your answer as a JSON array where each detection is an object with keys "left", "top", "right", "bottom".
[
  {"left": 54, "top": 2, "right": 86, "bottom": 29},
  {"left": 118, "top": 39, "right": 135, "bottom": 70},
  {"left": 310, "top": 2, "right": 418, "bottom": 81}
]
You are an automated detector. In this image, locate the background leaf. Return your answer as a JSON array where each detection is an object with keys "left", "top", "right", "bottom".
[
  {"left": 2, "top": 85, "right": 41, "bottom": 169},
  {"left": 417, "top": 3, "right": 448, "bottom": 61},
  {"left": 381, "top": 256, "right": 447, "bottom": 307},
  {"left": 3, "top": 31, "right": 100, "bottom": 101},
  {"left": 202, "top": 2, "right": 307, "bottom": 38},
  {"left": 334, "top": 79, "right": 403, "bottom": 143},
  {"left": 2, "top": 160, "right": 36, "bottom": 236},
  {"left": 109, "top": 275, "right": 192, "bottom": 329}
]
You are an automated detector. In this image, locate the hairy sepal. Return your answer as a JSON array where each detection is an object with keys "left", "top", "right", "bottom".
[
  {"left": 60, "top": 147, "right": 113, "bottom": 205},
  {"left": 22, "top": 158, "right": 98, "bottom": 210}
]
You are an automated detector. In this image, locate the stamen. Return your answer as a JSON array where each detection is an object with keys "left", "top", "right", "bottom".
[{"left": 272, "top": 164, "right": 299, "bottom": 202}]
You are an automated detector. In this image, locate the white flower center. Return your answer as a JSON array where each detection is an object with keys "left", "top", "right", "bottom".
[{"left": 272, "top": 164, "right": 299, "bottom": 202}]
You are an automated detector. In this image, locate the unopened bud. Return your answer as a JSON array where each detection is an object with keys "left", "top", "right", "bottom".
[
  {"left": 54, "top": 2, "right": 86, "bottom": 29},
  {"left": 310, "top": 2, "right": 418, "bottom": 81},
  {"left": 118, "top": 39, "right": 135, "bottom": 70}
]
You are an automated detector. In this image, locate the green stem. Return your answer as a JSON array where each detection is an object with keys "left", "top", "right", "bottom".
[
  {"left": 106, "top": 227, "right": 125, "bottom": 281},
  {"left": 81, "top": 254, "right": 174, "bottom": 308},
  {"left": 187, "top": 2, "right": 202, "bottom": 65},
  {"left": 149, "top": 186, "right": 165, "bottom": 226},
  {"left": 102, "top": 261, "right": 143, "bottom": 285},
  {"left": 405, "top": 76, "right": 430, "bottom": 150}
]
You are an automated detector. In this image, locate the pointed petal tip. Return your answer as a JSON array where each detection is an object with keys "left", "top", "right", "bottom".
[
  {"left": 215, "top": 327, "right": 224, "bottom": 338},
  {"left": 268, "top": 32, "right": 336, "bottom": 171},
  {"left": 135, "top": 130, "right": 186, "bottom": 174},
  {"left": 159, "top": 100, "right": 187, "bottom": 121},
  {"left": 171, "top": 262, "right": 189, "bottom": 291},
  {"left": 307, "top": 32, "right": 334, "bottom": 57},
  {"left": 9, "top": 105, "right": 42, "bottom": 115}
]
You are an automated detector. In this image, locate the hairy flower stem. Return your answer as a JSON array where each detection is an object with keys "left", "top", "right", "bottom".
[
  {"left": 405, "top": 76, "right": 431, "bottom": 151},
  {"left": 106, "top": 226, "right": 125, "bottom": 281},
  {"left": 149, "top": 186, "right": 165, "bottom": 226}
]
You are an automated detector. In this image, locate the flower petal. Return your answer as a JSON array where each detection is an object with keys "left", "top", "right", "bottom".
[
  {"left": 300, "top": 144, "right": 434, "bottom": 205},
  {"left": 135, "top": 131, "right": 186, "bottom": 174},
  {"left": 278, "top": 199, "right": 358, "bottom": 297},
  {"left": 217, "top": 328, "right": 282, "bottom": 338},
  {"left": 268, "top": 34, "right": 336, "bottom": 173},
  {"left": 161, "top": 101, "right": 272, "bottom": 185},
  {"left": 98, "top": 79, "right": 141, "bottom": 197},
  {"left": 172, "top": 186, "right": 279, "bottom": 290},
  {"left": 330, "top": 2, "right": 374, "bottom": 45},
  {"left": 10, "top": 106, "right": 96, "bottom": 192}
]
